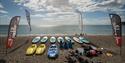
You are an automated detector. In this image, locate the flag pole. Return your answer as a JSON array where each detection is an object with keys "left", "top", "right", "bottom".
[
  {"left": 120, "top": 45, "right": 122, "bottom": 56},
  {"left": 6, "top": 47, "right": 7, "bottom": 56},
  {"left": 120, "top": 37, "right": 122, "bottom": 56}
]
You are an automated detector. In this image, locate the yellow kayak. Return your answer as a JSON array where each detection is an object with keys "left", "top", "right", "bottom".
[
  {"left": 26, "top": 44, "right": 37, "bottom": 55},
  {"left": 35, "top": 44, "right": 46, "bottom": 55}
]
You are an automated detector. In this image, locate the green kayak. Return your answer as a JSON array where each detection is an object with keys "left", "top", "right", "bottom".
[
  {"left": 32, "top": 36, "right": 41, "bottom": 43},
  {"left": 65, "top": 36, "right": 74, "bottom": 44},
  {"left": 40, "top": 36, "right": 48, "bottom": 43},
  {"left": 79, "top": 37, "right": 90, "bottom": 43},
  {"left": 50, "top": 37, "right": 56, "bottom": 43},
  {"left": 57, "top": 37, "right": 64, "bottom": 43}
]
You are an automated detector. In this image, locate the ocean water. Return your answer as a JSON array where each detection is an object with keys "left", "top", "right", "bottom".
[{"left": 0, "top": 25, "right": 125, "bottom": 36}]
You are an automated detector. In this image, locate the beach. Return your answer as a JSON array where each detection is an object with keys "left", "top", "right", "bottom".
[
  {"left": 0, "top": 35, "right": 125, "bottom": 63},
  {"left": 1, "top": 0, "right": 125, "bottom": 63}
]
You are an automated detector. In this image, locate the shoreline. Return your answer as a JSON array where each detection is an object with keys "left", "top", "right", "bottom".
[{"left": 1, "top": 34, "right": 125, "bottom": 37}]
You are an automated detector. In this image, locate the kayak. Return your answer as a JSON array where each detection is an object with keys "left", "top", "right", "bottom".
[
  {"left": 47, "top": 44, "right": 59, "bottom": 58},
  {"left": 79, "top": 36, "right": 90, "bottom": 43},
  {"left": 50, "top": 37, "right": 56, "bottom": 43},
  {"left": 65, "top": 36, "right": 74, "bottom": 44},
  {"left": 90, "top": 45, "right": 97, "bottom": 50},
  {"left": 35, "top": 44, "right": 46, "bottom": 55},
  {"left": 73, "top": 37, "right": 82, "bottom": 44},
  {"left": 57, "top": 37, "right": 64, "bottom": 43},
  {"left": 40, "top": 36, "right": 48, "bottom": 43},
  {"left": 32, "top": 36, "right": 41, "bottom": 43},
  {"left": 73, "top": 37, "right": 79, "bottom": 43},
  {"left": 26, "top": 44, "right": 37, "bottom": 55}
]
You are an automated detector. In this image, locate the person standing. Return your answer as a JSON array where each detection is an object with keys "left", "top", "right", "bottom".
[
  {"left": 60, "top": 40, "right": 63, "bottom": 49},
  {"left": 69, "top": 40, "right": 73, "bottom": 49}
]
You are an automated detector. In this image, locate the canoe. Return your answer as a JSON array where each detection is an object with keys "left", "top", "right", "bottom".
[
  {"left": 32, "top": 36, "right": 41, "bottom": 43},
  {"left": 50, "top": 37, "right": 56, "bottom": 43},
  {"left": 79, "top": 37, "right": 90, "bottom": 43},
  {"left": 57, "top": 37, "right": 64, "bottom": 43},
  {"left": 73, "top": 37, "right": 82, "bottom": 44},
  {"left": 40, "top": 36, "right": 48, "bottom": 43},
  {"left": 65, "top": 36, "right": 74, "bottom": 44}
]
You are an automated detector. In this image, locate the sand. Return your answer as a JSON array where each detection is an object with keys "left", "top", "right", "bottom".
[{"left": 0, "top": 35, "right": 125, "bottom": 63}]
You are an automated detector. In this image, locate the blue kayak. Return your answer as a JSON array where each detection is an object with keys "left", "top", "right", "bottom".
[{"left": 47, "top": 44, "right": 59, "bottom": 58}]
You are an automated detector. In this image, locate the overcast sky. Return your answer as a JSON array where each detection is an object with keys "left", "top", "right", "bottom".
[{"left": 0, "top": 0, "right": 125, "bottom": 26}]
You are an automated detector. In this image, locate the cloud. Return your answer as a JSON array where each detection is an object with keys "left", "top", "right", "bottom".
[
  {"left": 85, "top": 18, "right": 111, "bottom": 25},
  {"left": 14, "top": 0, "right": 60, "bottom": 12},
  {"left": 31, "top": 11, "right": 77, "bottom": 18},
  {"left": 0, "top": 3, "right": 3, "bottom": 8},
  {"left": 47, "top": 11, "right": 77, "bottom": 17},
  {"left": 13, "top": 0, "right": 125, "bottom": 25},
  {"left": 46, "top": 5, "right": 61, "bottom": 12},
  {"left": 31, "top": 13, "right": 111, "bottom": 26},
  {"left": 14, "top": 0, "right": 125, "bottom": 12},
  {"left": 0, "top": 3, "right": 8, "bottom": 14},
  {"left": 0, "top": 10, "right": 8, "bottom": 14},
  {"left": 14, "top": 0, "right": 72, "bottom": 12},
  {"left": 30, "top": 12, "right": 79, "bottom": 26},
  {"left": 23, "top": 0, "right": 46, "bottom": 11},
  {"left": 69, "top": 0, "right": 125, "bottom": 12},
  {"left": 31, "top": 14, "right": 46, "bottom": 17}
]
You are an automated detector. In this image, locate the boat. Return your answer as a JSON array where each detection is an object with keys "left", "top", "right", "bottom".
[
  {"left": 90, "top": 45, "right": 97, "bottom": 50},
  {"left": 73, "top": 37, "right": 83, "bottom": 44},
  {"left": 35, "top": 44, "right": 46, "bottom": 55},
  {"left": 79, "top": 36, "right": 90, "bottom": 43},
  {"left": 65, "top": 36, "right": 74, "bottom": 44},
  {"left": 57, "top": 37, "right": 64, "bottom": 43},
  {"left": 40, "top": 36, "right": 48, "bottom": 43},
  {"left": 50, "top": 37, "right": 56, "bottom": 43},
  {"left": 32, "top": 36, "right": 41, "bottom": 43},
  {"left": 26, "top": 44, "right": 37, "bottom": 55},
  {"left": 47, "top": 44, "right": 59, "bottom": 58}
]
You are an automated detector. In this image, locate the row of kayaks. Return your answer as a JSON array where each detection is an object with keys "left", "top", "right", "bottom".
[
  {"left": 26, "top": 44, "right": 46, "bottom": 55},
  {"left": 32, "top": 36, "right": 90, "bottom": 44},
  {"left": 32, "top": 36, "right": 48, "bottom": 43},
  {"left": 26, "top": 44, "right": 59, "bottom": 58}
]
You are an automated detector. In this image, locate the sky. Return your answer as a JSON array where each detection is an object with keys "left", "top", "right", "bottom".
[{"left": 0, "top": 0, "right": 125, "bottom": 26}]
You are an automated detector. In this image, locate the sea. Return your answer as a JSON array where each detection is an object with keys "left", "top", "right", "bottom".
[{"left": 0, "top": 25, "right": 125, "bottom": 36}]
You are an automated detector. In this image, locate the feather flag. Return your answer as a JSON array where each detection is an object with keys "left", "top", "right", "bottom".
[
  {"left": 6, "top": 16, "right": 20, "bottom": 48},
  {"left": 109, "top": 14, "right": 122, "bottom": 47},
  {"left": 25, "top": 9, "right": 31, "bottom": 31}
]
